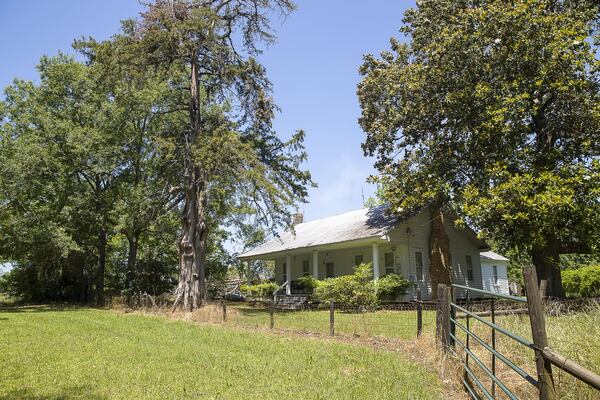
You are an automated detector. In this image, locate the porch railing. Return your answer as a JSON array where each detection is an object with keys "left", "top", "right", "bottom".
[{"left": 273, "top": 280, "right": 289, "bottom": 303}]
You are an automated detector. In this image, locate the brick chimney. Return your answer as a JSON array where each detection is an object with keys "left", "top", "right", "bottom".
[{"left": 292, "top": 212, "right": 304, "bottom": 226}]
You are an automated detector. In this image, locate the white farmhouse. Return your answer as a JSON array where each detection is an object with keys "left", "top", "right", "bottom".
[{"left": 238, "top": 205, "right": 494, "bottom": 301}]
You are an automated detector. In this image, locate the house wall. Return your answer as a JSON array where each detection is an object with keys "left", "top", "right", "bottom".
[
  {"left": 387, "top": 209, "right": 484, "bottom": 300},
  {"left": 273, "top": 244, "right": 400, "bottom": 282},
  {"left": 273, "top": 208, "right": 484, "bottom": 300},
  {"left": 481, "top": 260, "right": 509, "bottom": 295}
]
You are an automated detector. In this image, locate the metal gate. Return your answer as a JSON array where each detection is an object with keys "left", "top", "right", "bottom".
[{"left": 448, "top": 284, "right": 537, "bottom": 399}]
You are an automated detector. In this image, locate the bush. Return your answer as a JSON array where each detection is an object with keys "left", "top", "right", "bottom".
[
  {"left": 296, "top": 275, "right": 319, "bottom": 291},
  {"left": 562, "top": 265, "right": 600, "bottom": 298},
  {"left": 240, "top": 282, "right": 279, "bottom": 301},
  {"left": 314, "top": 264, "right": 378, "bottom": 309},
  {"left": 312, "top": 264, "right": 411, "bottom": 309},
  {"left": 377, "top": 273, "right": 412, "bottom": 302}
]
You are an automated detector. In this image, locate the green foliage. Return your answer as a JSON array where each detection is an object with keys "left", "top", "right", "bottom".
[
  {"left": 296, "top": 275, "right": 319, "bottom": 290},
  {"left": 240, "top": 282, "right": 279, "bottom": 300},
  {"left": 377, "top": 273, "right": 412, "bottom": 302},
  {"left": 0, "top": 1, "right": 314, "bottom": 307},
  {"left": 357, "top": 0, "right": 600, "bottom": 295},
  {"left": 312, "top": 264, "right": 410, "bottom": 308},
  {"left": 0, "top": 52, "right": 185, "bottom": 302},
  {"left": 463, "top": 165, "right": 600, "bottom": 254},
  {"left": 562, "top": 265, "right": 600, "bottom": 298},
  {"left": 314, "top": 264, "right": 377, "bottom": 309},
  {"left": 561, "top": 254, "right": 600, "bottom": 270}
]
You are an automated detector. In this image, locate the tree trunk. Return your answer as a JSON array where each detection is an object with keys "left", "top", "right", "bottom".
[
  {"left": 174, "top": 53, "right": 207, "bottom": 311},
  {"left": 531, "top": 242, "right": 564, "bottom": 298},
  {"left": 97, "top": 226, "right": 107, "bottom": 307},
  {"left": 530, "top": 101, "right": 564, "bottom": 298},
  {"left": 429, "top": 205, "right": 451, "bottom": 300},
  {"left": 126, "top": 234, "right": 139, "bottom": 305}
]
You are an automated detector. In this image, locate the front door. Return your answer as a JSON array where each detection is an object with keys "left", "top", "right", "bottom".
[{"left": 325, "top": 262, "right": 334, "bottom": 278}]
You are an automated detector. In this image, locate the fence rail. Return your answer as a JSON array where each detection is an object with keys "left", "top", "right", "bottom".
[
  {"left": 220, "top": 298, "right": 429, "bottom": 339},
  {"left": 437, "top": 265, "right": 600, "bottom": 399}
]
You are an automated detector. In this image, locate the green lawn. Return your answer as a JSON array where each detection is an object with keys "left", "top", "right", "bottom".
[
  {"left": 0, "top": 306, "right": 441, "bottom": 400},
  {"left": 229, "top": 304, "right": 436, "bottom": 340}
]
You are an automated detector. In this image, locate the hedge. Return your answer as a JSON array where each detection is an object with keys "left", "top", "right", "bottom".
[{"left": 562, "top": 265, "right": 600, "bottom": 298}]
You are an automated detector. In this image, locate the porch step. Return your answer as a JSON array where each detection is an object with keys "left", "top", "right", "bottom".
[{"left": 274, "top": 294, "right": 308, "bottom": 311}]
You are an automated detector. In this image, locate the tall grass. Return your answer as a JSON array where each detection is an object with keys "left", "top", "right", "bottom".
[{"left": 452, "top": 302, "right": 600, "bottom": 399}]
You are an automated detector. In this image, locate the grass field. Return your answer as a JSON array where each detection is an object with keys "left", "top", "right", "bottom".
[
  {"left": 0, "top": 305, "right": 442, "bottom": 400},
  {"left": 228, "top": 304, "right": 436, "bottom": 339},
  {"left": 225, "top": 302, "right": 600, "bottom": 399},
  {"left": 452, "top": 303, "right": 600, "bottom": 399}
]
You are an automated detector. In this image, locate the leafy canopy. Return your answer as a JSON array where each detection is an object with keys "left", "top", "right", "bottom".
[{"left": 358, "top": 0, "right": 600, "bottom": 256}]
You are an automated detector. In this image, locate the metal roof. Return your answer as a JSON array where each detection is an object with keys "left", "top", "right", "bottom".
[
  {"left": 238, "top": 204, "right": 397, "bottom": 259},
  {"left": 480, "top": 251, "right": 509, "bottom": 261}
]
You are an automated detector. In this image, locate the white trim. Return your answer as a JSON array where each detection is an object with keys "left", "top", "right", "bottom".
[
  {"left": 285, "top": 255, "right": 292, "bottom": 295},
  {"left": 372, "top": 243, "right": 380, "bottom": 280}
]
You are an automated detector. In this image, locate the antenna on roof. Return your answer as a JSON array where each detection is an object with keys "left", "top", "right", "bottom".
[{"left": 361, "top": 186, "right": 365, "bottom": 206}]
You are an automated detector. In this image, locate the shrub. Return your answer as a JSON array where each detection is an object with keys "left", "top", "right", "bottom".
[
  {"left": 562, "top": 265, "right": 600, "bottom": 298},
  {"left": 376, "top": 273, "right": 412, "bottom": 302},
  {"left": 312, "top": 264, "right": 409, "bottom": 309},
  {"left": 314, "top": 264, "right": 378, "bottom": 309},
  {"left": 296, "top": 275, "right": 319, "bottom": 291},
  {"left": 240, "top": 282, "right": 279, "bottom": 301}
]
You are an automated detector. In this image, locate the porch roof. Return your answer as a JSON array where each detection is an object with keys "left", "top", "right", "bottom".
[
  {"left": 238, "top": 205, "right": 397, "bottom": 260},
  {"left": 480, "top": 251, "right": 509, "bottom": 262}
]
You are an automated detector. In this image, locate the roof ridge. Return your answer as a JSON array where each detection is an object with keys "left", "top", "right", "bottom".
[{"left": 295, "top": 205, "right": 379, "bottom": 226}]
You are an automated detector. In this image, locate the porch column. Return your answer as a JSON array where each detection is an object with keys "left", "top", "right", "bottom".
[
  {"left": 245, "top": 261, "right": 252, "bottom": 285},
  {"left": 372, "top": 243, "right": 380, "bottom": 280},
  {"left": 286, "top": 254, "right": 292, "bottom": 295},
  {"left": 312, "top": 250, "right": 319, "bottom": 279}
]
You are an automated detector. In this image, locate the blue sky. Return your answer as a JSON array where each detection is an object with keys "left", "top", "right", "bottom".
[{"left": 0, "top": 0, "right": 413, "bottom": 222}]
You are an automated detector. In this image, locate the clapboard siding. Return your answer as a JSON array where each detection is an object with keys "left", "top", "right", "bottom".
[
  {"left": 273, "top": 208, "right": 484, "bottom": 300},
  {"left": 481, "top": 261, "right": 509, "bottom": 295}
]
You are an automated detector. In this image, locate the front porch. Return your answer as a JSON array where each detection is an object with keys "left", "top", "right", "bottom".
[{"left": 246, "top": 238, "right": 426, "bottom": 300}]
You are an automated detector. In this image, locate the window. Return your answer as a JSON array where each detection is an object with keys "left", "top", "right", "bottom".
[
  {"left": 302, "top": 260, "right": 310, "bottom": 276},
  {"left": 385, "top": 252, "right": 395, "bottom": 275},
  {"left": 326, "top": 262, "right": 335, "bottom": 278},
  {"left": 466, "top": 255, "right": 474, "bottom": 281},
  {"left": 493, "top": 265, "right": 499, "bottom": 285},
  {"left": 282, "top": 262, "right": 287, "bottom": 283},
  {"left": 415, "top": 251, "right": 424, "bottom": 281},
  {"left": 354, "top": 254, "right": 364, "bottom": 267}
]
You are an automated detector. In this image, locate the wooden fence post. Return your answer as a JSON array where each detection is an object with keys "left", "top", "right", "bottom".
[
  {"left": 435, "top": 284, "right": 444, "bottom": 343},
  {"left": 523, "top": 264, "right": 556, "bottom": 400},
  {"left": 449, "top": 285, "right": 456, "bottom": 348},
  {"left": 416, "top": 287, "right": 423, "bottom": 337},
  {"left": 269, "top": 301, "right": 274, "bottom": 329},
  {"left": 222, "top": 300, "right": 227, "bottom": 322},
  {"left": 437, "top": 284, "right": 451, "bottom": 352},
  {"left": 329, "top": 300, "right": 335, "bottom": 336}
]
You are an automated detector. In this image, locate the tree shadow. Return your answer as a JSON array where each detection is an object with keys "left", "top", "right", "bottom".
[
  {"left": 0, "top": 385, "right": 106, "bottom": 400},
  {"left": 0, "top": 304, "right": 92, "bottom": 314},
  {"left": 233, "top": 305, "right": 270, "bottom": 316}
]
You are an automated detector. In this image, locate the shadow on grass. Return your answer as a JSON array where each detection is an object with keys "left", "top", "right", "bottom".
[
  {"left": 0, "top": 385, "right": 105, "bottom": 400},
  {"left": 231, "top": 305, "right": 270, "bottom": 316},
  {"left": 0, "top": 303, "right": 92, "bottom": 314}
]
